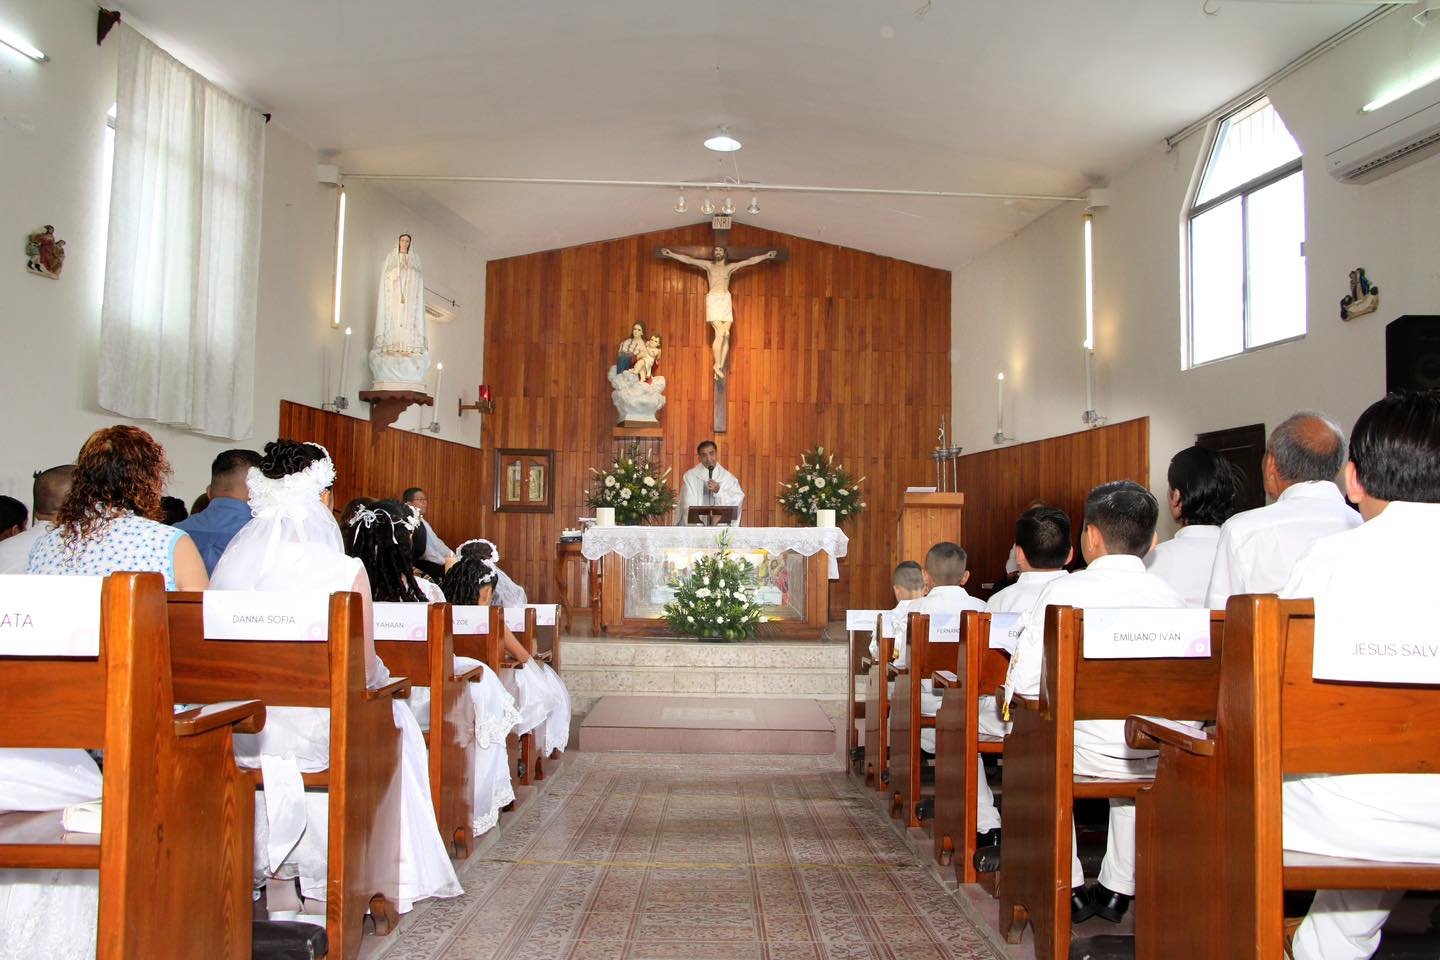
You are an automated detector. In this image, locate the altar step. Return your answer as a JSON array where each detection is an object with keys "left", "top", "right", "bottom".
[
  {"left": 561, "top": 633, "right": 850, "bottom": 736},
  {"left": 579, "top": 695, "right": 836, "bottom": 754}
]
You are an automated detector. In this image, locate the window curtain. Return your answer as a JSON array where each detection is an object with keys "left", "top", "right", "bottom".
[{"left": 99, "top": 25, "right": 265, "bottom": 440}]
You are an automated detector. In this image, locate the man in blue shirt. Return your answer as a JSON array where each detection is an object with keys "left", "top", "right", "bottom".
[{"left": 176, "top": 448, "right": 261, "bottom": 574}]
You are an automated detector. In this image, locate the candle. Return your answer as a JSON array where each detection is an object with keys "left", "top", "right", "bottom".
[
  {"left": 815, "top": 509, "right": 836, "bottom": 528},
  {"left": 595, "top": 507, "right": 615, "bottom": 527},
  {"left": 995, "top": 371, "right": 1005, "bottom": 434},
  {"left": 1084, "top": 346, "right": 1094, "bottom": 414},
  {"left": 337, "top": 326, "right": 353, "bottom": 398},
  {"left": 478, "top": 383, "right": 492, "bottom": 403},
  {"left": 431, "top": 362, "right": 443, "bottom": 425}
]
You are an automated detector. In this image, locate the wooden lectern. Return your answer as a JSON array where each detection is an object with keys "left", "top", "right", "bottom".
[
  {"left": 686, "top": 505, "right": 738, "bottom": 527},
  {"left": 895, "top": 492, "right": 964, "bottom": 565}
]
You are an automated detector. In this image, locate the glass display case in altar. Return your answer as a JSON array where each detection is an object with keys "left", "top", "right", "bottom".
[{"left": 596, "top": 544, "right": 832, "bottom": 638}]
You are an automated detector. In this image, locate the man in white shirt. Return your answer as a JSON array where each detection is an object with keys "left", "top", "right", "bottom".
[
  {"left": 1205, "top": 412, "right": 1360, "bottom": 609},
  {"left": 1146, "top": 446, "right": 1237, "bottom": 607},
  {"left": 0, "top": 465, "right": 74, "bottom": 574},
  {"left": 869, "top": 561, "right": 925, "bottom": 661},
  {"left": 676, "top": 440, "right": 744, "bottom": 525},
  {"left": 1005, "top": 481, "right": 1186, "bottom": 923},
  {"left": 972, "top": 506, "right": 1073, "bottom": 865},
  {"left": 402, "top": 487, "right": 453, "bottom": 577},
  {"left": 1278, "top": 391, "right": 1440, "bottom": 960}
]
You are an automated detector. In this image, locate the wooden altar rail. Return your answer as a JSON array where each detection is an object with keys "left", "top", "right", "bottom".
[{"left": 952, "top": 417, "right": 1149, "bottom": 593}]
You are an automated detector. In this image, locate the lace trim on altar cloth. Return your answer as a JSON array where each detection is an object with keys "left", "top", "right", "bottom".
[{"left": 579, "top": 526, "right": 849, "bottom": 579}]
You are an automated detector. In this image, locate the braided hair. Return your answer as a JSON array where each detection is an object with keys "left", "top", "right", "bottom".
[
  {"left": 346, "top": 499, "right": 427, "bottom": 603},
  {"left": 258, "top": 439, "right": 328, "bottom": 481},
  {"left": 439, "top": 538, "right": 501, "bottom": 605}
]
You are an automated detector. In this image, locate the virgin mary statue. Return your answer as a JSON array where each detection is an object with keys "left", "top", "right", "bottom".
[{"left": 368, "top": 233, "right": 431, "bottom": 391}]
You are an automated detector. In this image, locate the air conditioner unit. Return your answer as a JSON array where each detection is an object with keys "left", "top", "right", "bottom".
[
  {"left": 423, "top": 288, "right": 457, "bottom": 324},
  {"left": 1326, "top": 86, "right": 1440, "bottom": 185}
]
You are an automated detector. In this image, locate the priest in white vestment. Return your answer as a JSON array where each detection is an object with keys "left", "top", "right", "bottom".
[
  {"left": 1277, "top": 392, "right": 1440, "bottom": 960},
  {"left": 676, "top": 440, "right": 744, "bottom": 525}
]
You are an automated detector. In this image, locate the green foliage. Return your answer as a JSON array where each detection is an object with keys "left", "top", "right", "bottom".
[
  {"left": 584, "top": 446, "right": 676, "bottom": 525},
  {"left": 777, "top": 445, "right": 867, "bottom": 524},
  {"left": 662, "top": 531, "right": 763, "bottom": 641}
]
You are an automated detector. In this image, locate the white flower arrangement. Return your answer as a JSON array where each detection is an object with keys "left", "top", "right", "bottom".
[
  {"left": 777, "top": 444, "right": 867, "bottom": 525},
  {"left": 585, "top": 445, "right": 676, "bottom": 524},
  {"left": 662, "top": 530, "right": 763, "bottom": 642}
]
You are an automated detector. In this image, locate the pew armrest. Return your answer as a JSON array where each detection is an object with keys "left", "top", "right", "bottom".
[
  {"left": 859, "top": 655, "right": 875, "bottom": 671},
  {"left": 365, "top": 676, "right": 413, "bottom": 701},
  {"left": 454, "top": 664, "right": 486, "bottom": 684},
  {"left": 932, "top": 670, "right": 959, "bottom": 689},
  {"left": 887, "top": 664, "right": 905, "bottom": 680},
  {"left": 1126, "top": 715, "right": 1213, "bottom": 756},
  {"left": 533, "top": 649, "right": 553, "bottom": 664},
  {"left": 174, "top": 699, "right": 266, "bottom": 737}
]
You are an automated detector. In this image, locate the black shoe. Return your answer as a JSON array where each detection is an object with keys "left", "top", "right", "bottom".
[
  {"left": 1091, "top": 884, "right": 1131, "bottom": 923},
  {"left": 972, "top": 843, "right": 1001, "bottom": 873},
  {"left": 1071, "top": 885, "right": 1096, "bottom": 924}
]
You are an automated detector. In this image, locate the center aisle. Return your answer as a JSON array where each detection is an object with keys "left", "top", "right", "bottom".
[{"left": 371, "top": 752, "right": 1011, "bottom": 960}]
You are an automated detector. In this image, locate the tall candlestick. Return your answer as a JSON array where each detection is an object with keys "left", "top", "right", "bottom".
[
  {"left": 1084, "top": 346, "right": 1094, "bottom": 415},
  {"left": 337, "top": 326, "right": 352, "bottom": 398},
  {"left": 431, "top": 362, "right": 443, "bottom": 426},
  {"left": 995, "top": 372, "right": 1005, "bottom": 434}
]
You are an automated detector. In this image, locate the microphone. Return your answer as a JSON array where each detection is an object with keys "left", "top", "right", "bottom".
[{"left": 707, "top": 465, "right": 715, "bottom": 480}]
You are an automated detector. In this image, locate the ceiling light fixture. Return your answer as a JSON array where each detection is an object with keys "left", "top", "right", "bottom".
[
  {"left": 674, "top": 189, "right": 687, "bottom": 214},
  {"left": 704, "top": 125, "right": 742, "bottom": 152},
  {"left": 747, "top": 194, "right": 760, "bottom": 215},
  {"left": 0, "top": 23, "right": 48, "bottom": 62},
  {"left": 700, "top": 193, "right": 716, "bottom": 216},
  {"left": 721, "top": 195, "right": 736, "bottom": 216},
  {"left": 1362, "top": 62, "right": 1440, "bottom": 112}
]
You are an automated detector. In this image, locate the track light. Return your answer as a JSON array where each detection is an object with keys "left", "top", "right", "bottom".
[
  {"left": 700, "top": 194, "right": 716, "bottom": 216},
  {"left": 674, "top": 190, "right": 687, "bottom": 214},
  {"left": 747, "top": 194, "right": 760, "bottom": 215},
  {"left": 721, "top": 195, "right": 735, "bottom": 215}
]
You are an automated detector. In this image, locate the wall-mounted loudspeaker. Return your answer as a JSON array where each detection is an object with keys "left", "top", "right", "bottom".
[{"left": 1386, "top": 315, "right": 1440, "bottom": 393}]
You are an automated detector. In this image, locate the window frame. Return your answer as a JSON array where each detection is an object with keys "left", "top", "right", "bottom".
[{"left": 1183, "top": 101, "right": 1307, "bottom": 370}]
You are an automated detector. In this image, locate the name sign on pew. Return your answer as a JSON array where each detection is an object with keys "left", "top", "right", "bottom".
[
  {"left": 1312, "top": 595, "right": 1440, "bottom": 684},
  {"left": 988, "top": 612, "right": 1022, "bottom": 655},
  {"left": 0, "top": 574, "right": 102, "bottom": 657},
  {"left": 925, "top": 612, "right": 962, "bottom": 643},
  {"left": 452, "top": 604, "right": 560, "bottom": 635},
  {"left": 845, "top": 609, "right": 899, "bottom": 638},
  {"left": 201, "top": 590, "right": 330, "bottom": 642},
  {"left": 372, "top": 602, "right": 430, "bottom": 642},
  {"left": 1082, "top": 608, "right": 1213, "bottom": 659}
]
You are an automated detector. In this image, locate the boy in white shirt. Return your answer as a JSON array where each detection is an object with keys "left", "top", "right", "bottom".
[
  {"left": 972, "top": 506, "right": 1073, "bottom": 868},
  {"left": 903, "top": 544, "right": 985, "bottom": 760},
  {"left": 1004, "top": 481, "right": 1186, "bottom": 923},
  {"left": 869, "top": 561, "right": 925, "bottom": 661}
]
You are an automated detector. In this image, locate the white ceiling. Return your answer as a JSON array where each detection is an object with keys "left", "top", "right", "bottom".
[{"left": 118, "top": 0, "right": 1370, "bottom": 269}]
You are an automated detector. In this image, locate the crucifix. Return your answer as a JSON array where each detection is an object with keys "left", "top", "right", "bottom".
[{"left": 656, "top": 215, "right": 786, "bottom": 433}]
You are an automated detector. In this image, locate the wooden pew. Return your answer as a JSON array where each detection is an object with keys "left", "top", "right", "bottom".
[
  {"left": 1127, "top": 595, "right": 1440, "bottom": 960},
  {"left": 167, "top": 590, "right": 411, "bottom": 960},
  {"left": 845, "top": 610, "right": 886, "bottom": 775},
  {"left": 889, "top": 611, "right": 961, "bottom": 828},
  {"left": 373, "top": 602, "right": 485, "bottom": 858},
  {"left": 0, "top": 572, "right": 263, "bottom": 960},
  {"left": 933, "top": 610, "right": 1012, "bottom": 881},
  {"left": 1001, "top": 605, "right": 1224, "bottom": 960},
  {"left": 452, "top": 606, "right": 543, "bottom": 788},
  {"left": 862, "top": 613, "right": 895, "bottom": 791}
]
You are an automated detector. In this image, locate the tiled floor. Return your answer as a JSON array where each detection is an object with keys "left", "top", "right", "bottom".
[
  {"left": 370, "top": 752, "right": 1012, "bottom": 960},
  {"left": 579, "top": 696, "right": 836, "bottom": 754}
]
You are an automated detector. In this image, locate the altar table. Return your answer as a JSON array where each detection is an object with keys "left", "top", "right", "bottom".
[{"left": 579, "top": 526, "right": 848, "bottom": 638}]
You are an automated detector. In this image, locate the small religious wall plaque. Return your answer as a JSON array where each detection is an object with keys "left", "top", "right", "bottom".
[{"left": 494, "top": 448, "right": 555, "bottom": 514}]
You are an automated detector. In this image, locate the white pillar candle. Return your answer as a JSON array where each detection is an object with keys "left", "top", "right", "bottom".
[
  {"left": 1084, "top": 346, "right": 1094, "bottom": 413},
  {"left": 431, "top": 362, "right": 443, "bottom": 424},
  {"left": 595, "top": 507, "right": 616, "bottom": 527},
  {"left": 995, "top": 371, "right": 1005, "bottom": 434},
  {"left": 337, "top": 326, "right": 352, "bottom": 398},
  {"left": 815, "top": 509, "right": 837, "bottom": 528}
]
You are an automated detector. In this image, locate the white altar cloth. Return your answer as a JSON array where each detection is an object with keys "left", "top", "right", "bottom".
[{"left": 580, "top": 525, "right": 848, "bottom": 580}]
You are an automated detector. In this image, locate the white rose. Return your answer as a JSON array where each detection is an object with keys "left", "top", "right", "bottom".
[
  {"left": 644, "top": 476, "right": 656, "bottom": 487},
  {"left": 717, "top": 616, "right": 726, "bottom": 623},
  {"left": 815, "top": 477, "right": 827, "bottom": 489},
  {"left": 734, "top": 590, "right": 746, "bottom": 600},
  {"left": 605, "top": 476, "right": 617, "bottom": 488},
  {"left": 696, "top": 588, "right": 711, "bottom": 598},
  {"left": 620, "top": 488, "right": 632, "bottom": 499},
  {"left": 798, "top": 485, "right": 808, "bottom": 493}
]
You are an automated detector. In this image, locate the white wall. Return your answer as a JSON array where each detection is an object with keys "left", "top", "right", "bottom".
[
  {"left": 0, "top": 0, "right": 487, "bottom": 508},
  {"left": 951, "top": 8, "right": 1440, "bottom": 534}
]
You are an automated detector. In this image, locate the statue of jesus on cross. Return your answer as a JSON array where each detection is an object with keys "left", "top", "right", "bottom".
[{"left": 659, "top": 244, "right": 780, "bottom": 380}]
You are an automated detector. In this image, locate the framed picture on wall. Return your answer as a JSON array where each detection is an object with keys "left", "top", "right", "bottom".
[{"left": 494, "top": 448, "right": 555, "bottom": 513}]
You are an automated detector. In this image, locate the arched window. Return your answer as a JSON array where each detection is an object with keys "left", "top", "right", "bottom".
[{"left": 1185, "top": 97, "right": 1306, "bottom": 367}]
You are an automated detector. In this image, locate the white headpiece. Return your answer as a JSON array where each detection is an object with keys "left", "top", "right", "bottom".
[{"left": 348, "top": 506, "right": 398, "bottom": 544}]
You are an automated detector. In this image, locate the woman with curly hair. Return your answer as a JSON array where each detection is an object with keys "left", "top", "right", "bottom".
[
  {"left": 347, "top": 502, "right": 521, "bottom": 836},
  {"left": 27, "top": 424, "right": 207, "bottom": 590},
  {"left": 442, "top": 538, "right": 571, "bottom": 756},
  {"left": 210, "top": 440, "right": 460, "bottom": 919}
]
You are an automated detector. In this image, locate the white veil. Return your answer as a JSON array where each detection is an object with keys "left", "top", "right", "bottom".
[{"left": 210, "top": 447, "right": 360, "bottom": 593}]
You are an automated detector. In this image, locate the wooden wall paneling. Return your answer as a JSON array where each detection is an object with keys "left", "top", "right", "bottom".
[{"left": 949, "top": 418, "right": 1150, "bottom": 594}]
